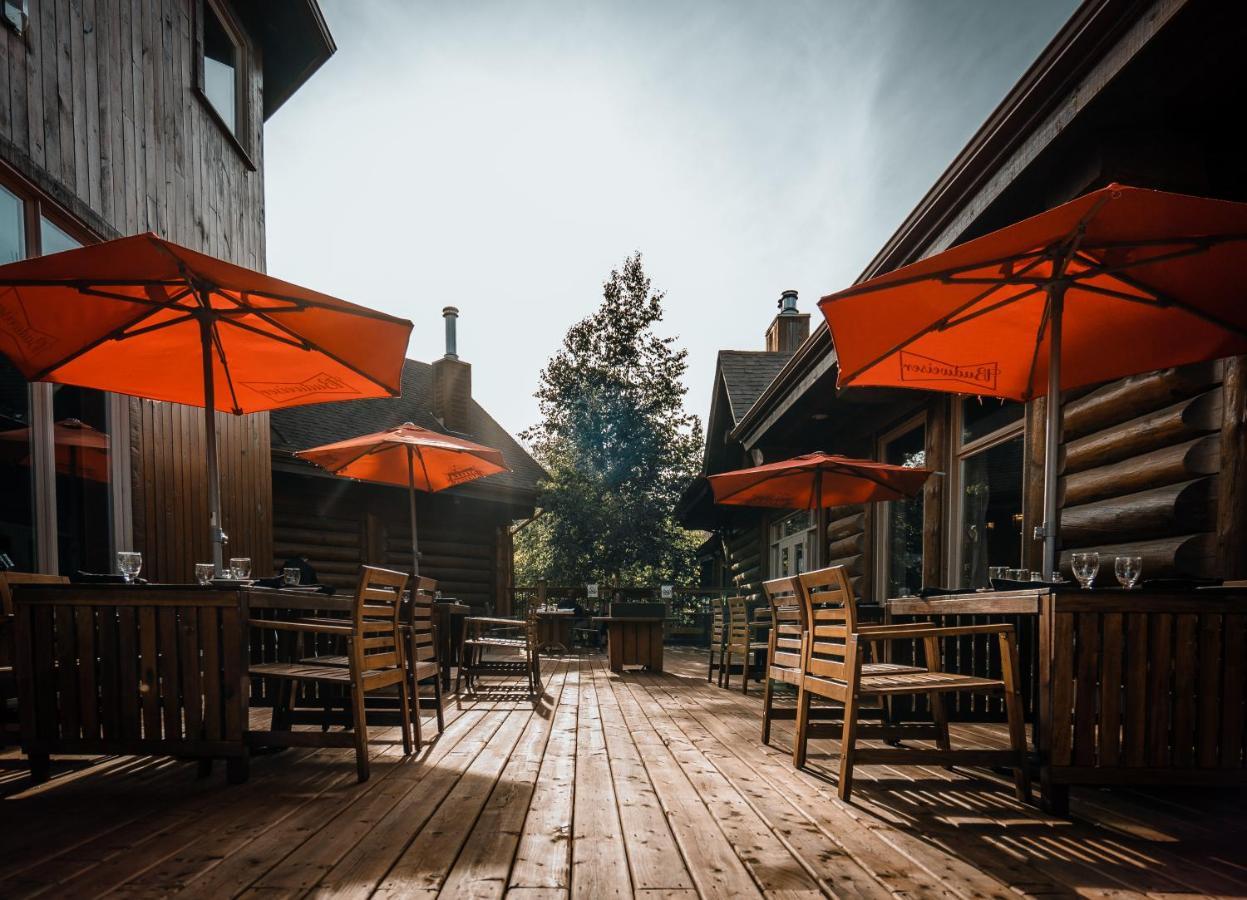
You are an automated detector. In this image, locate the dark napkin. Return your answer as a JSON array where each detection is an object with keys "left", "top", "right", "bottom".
[
  {"left": 1141, "top": 577, "right": 1221, "bottom": 591},
  {"left": 989, "top": 578, "right": 1052, "bottom": 591},
  {"left": 917, "top": 586, "right": 978, "bottom": 597},
  {"left": 72, "top": 572, "right": 148, "bottom": 585}
]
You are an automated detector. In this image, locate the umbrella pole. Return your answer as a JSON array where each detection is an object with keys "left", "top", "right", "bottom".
[
  {"left": 200, "top": 319, "right": 225, "bottom": 577},
  {"left": 407, "top": 445, "right": 420, "bottom": 578},
  {"left": 814, "top": 468, "right": 827, "bottom": 569},
  {"left": 1041, "top": 283, "right": 1065, "bottom": 581}
]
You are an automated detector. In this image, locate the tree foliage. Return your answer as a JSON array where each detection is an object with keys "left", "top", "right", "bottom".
[{"left": 516, "top": 253, "right": 703, "bottom": 586}]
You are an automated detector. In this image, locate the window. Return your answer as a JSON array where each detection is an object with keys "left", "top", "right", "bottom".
[
  {"left": 877, "top": 419, "right": 925, "bottom": 600},
  {"left": 2, "top": 0, "right": 27, "bottom": 35},
  {"left": 770, "top": 510, "right": 813, "bottom": 578},
  {"left": 0, "top": 169, "right": 121, "bottom": 575},
  {"left": 200, "top": 1, "right": 245, "bottom": 141},
  {"left": 953, "top": 398, "right": 1025, "bottom": 588}
]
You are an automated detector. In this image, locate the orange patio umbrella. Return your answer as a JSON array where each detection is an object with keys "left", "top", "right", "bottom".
[
  {"left": 294, "top": 423, "right": 509, "bottom": 577},
  {"left": 818, "top": 184, "right": 1247, "bottom": 578},
  {"left": 0, "top": 233, "right": 413, "bottom": 573},
  {"left": 708, "top": 452, "right": 932, "bottom": 567},
  {"left": 0, "top": 418, "right": 111, "bottom": 483}
]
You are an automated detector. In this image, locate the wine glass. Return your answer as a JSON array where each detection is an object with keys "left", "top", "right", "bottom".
[
  {"left": 988, "top": 566, "right": 1007, "bottom": 584},
  {"left": 229, "top": 557, "right": 252, "bottom": 580},
  {"left": 1114, "top": 556, "right": 1142, "bottom": 589},
  {"left": 194, "top": 562, "right": 214, "bottom": 586},
  {"left": 117, "top": 551, "right": 142, "bottom": 584},
  {"left": 282, "top": 566, "right": 301, "bottom": 587},
  {"left": 1071, "top": 551, "right": 1100, "bottom": 589}
]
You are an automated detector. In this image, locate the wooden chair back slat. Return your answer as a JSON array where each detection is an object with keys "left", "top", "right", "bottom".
[
  {"left": 797, "top": 565, "right": 857, "bottom": 685},
  {"left": 352, "top": 566, "right": 408, "bottom": 669}
]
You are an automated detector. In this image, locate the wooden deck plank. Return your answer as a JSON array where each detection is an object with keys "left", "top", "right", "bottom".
[
  {"left": 438, "top": 665, "right": 576, "bottom": 899},
  {"left": 509, "top": 663, "right": 581, "bottom": 892},
  {"left": 591, "top": 661, "right": 696, "bottom": 894},
  {"left": 371, "top": 667, "right": 571, "bottom": 898},
  {"left": 569, "top": 659, "right": 632, "bottom": 899}
]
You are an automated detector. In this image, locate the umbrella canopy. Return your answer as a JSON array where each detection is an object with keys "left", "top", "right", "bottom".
[
  {"left": 0, "top": 418, "right": 110, "bottom": 483},
  {"left": 294, "top": 423, "right": 509, "bottom": 576},
  {"left": 0, "top": 233, "right": 414, "bottom": 572},
  {"left": 709, "top": 452, "right": 932, "bottom": 508},
  {"left": 818, "top": 183, "right": 1247, "bottom": 577},
  {"left": 708, "top": 453, "right": 932, "bottom": 568}
]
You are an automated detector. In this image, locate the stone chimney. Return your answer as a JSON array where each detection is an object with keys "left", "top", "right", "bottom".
[
  {"left": 432, "top": 306, "right": 472, "bottom": 433},
  {"left": 765, "top": 289, "right": 809, "bottom": 352}
]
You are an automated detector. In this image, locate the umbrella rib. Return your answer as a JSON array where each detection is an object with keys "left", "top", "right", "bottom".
[
  {"left": 208, "top": 319, "right": 243, "bottom": 415},
  {"left": 118, "top": 313, "right": 198, "bottom": 339},
  {"left": 822, "top": 248, "right": 1045, "bottom": 302},
  {"left": 213, "top": 286, "right": 409, "bottom": 323},
  {"left": 233, "top": 306, "right": 404, "bottom": 397},
  {"left": 1022, "top": 296, "right": 1053, "bottom": 401},
  {"left": 940, "top": 285, "right": 1043, "bottom": 330},
  {"left": 836, "top": 253, "right": 1051, "bottom": 387},
  {"left": 27, "top": 285, "right": 193, "bottom": 381},
  {"left": 216, "top": 314, "right": 313, "bottom": 350}
]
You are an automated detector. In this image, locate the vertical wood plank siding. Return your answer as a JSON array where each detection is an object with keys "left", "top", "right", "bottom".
[{"left": 2, "top": 1, "right": 273, "bottom": 581}]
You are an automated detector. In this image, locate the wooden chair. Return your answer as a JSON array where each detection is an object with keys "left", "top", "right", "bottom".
[
  {"left": 405, "top": 576, "right": 444, "bottom": 748},
  {"left": 760, "top": 576, "right": 807, "bottom": 745},
  {"left": 456, "top": 605, "right": 540, "bottom": 696},
  {"left": 706, "top": 599, "right": 726, "bottom": 682},
  {"left": 719, "top": 595, "right": 746, "bottom": 688},
  {"left": 0, "top": 573, "right": 69, "bottom": 745},
  {"left": 250, "top": 565, "right": 413, "bottom": 782},
  {"left": 793, "top": 564, "right": 1030, "bottom": 803},
  {"left": 744, "top": 603, "right": 772, "bottom": 695}
]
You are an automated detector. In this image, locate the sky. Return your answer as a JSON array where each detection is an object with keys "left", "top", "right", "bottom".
[{"left": 265, "top": 0, "right": 1079, "bottom": 440}]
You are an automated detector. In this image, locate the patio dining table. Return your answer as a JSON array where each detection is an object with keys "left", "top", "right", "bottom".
[
  {"left": 8, "top": 582, "right": 467, "bottom": 783},
  {"left": 884, "top": 584, "right": 1247, "bottom": 814}
]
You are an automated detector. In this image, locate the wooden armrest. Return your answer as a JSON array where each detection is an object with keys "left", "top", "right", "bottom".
[
  {"left": 857, "top": 623, "right": 1014, "bottom": 642},
  {"left": 466, "top": 616, "right": 524, "bottom": 627},
  {"left": 247, "top": 618, "right": 352, "bottom": 635},
  {"left": 857, "top": 622, "right": 935, "bottom": 632}
]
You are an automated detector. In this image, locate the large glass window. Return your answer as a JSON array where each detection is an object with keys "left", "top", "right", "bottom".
[
  {"left": 880, "top": 422, "right": 925, "bottom": 599},
  {"left": 1, "top": 174, "right": 114, "bottom": 575},
  {"left": 202, "top": 2, "right": 241, "bottom": 136},
  {"left": 1, "top": 184, "right": 24, "bottom": 263},
  {"left": 956, "top": 398, "right": 1025, "bottom": 588},
  {"left": 0, "top": 356, "right": 35, "bottom": 570},
  {"left": 770, "top": 510, "right": 812, "bottom": 577}
]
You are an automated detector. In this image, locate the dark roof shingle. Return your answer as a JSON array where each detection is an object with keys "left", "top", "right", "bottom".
[
  {"left": 718, "top": 350, "right": 794, "bottom": 424},
  {"left": 270, "top": 359, "right": 545, "bottom": 498}
]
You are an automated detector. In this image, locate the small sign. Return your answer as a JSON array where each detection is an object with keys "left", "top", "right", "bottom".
[
  {"left": 586, "top": 583, "right": 598, "bottom": 599},
  {"left": 660, "top": 584, "right": 674, "bottom": 600}
]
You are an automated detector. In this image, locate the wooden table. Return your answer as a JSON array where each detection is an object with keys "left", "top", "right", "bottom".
[
  {"left": 432, "top": 601, "right": 470, "bottom": 691},
  {"left": 593, "top": 616, "right": 665, "bottom": 673},
  {"left": 886, "top": 586, "right": 1247, "bottom": 814},
  {"left": 8, "top": 582, "right": 459, "bottom": 783},
  {"left": 533, "top": 609, "right": 575, "bottom": 653}
]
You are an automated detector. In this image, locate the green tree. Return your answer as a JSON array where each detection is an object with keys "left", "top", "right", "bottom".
[{"left": 517, "top": 253, "right": 703, "bottom": 586}]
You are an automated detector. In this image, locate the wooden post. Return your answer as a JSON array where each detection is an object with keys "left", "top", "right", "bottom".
[
  {"left": 1218, "top": 356, "right": 1247, "bottom": 579},
  {"left": 536, "top": 579, "right": 547, "bottom": 614},
  {"left": 923, "top": 398, "right": 948, "bottom": 588}
]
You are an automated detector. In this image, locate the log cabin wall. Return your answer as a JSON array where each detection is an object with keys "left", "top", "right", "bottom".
[
  {"left": 722, "top": 520, "right": 765, "bottom": 602},
  {"left": 826, "top": 504, "right": 868, "bottom": 600},
  {"left": 1, "top": 0, "right": 275, "bottom": 581},
  {"left": 1053, "top": 360, "right": 1224, "bottom": 580},
  {"left": 272, "top": 472, "right": 508, "bottom": 610}
]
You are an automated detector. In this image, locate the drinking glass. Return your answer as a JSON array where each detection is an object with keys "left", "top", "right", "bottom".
[
  {"left": 117, "top": 551, "right": 142, "bottom": 584},
  {"left": 1114, "top": 556, "right": 1142, "bottom": 589},
  {"left": 229, "top": 557, "right": 252, "bottom": 580},
  {"left": 1005, "top": 568, "right": 1028, "bottom": 582},
  {"left": 988, "top": 566, "right": 1008, "bottom": 584},
  {"left": 282, "top": 566, "right": 301, "bottom": 587},
  {"left": 194, "top": 562, "right": 214, "bottom": 586},
  {"left": 1029, "top": 571, "right": 1044, "bottom": 583},
  {"left": 1071, "top": 551, "right": 1100, "bottom": 589}
]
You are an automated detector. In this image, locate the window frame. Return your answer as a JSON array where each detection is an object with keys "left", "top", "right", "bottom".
[
  {"left": 769, "top": 509, "right": 814, "bottom": 579},
  {"left": 946, "top": 398, "right": 1027, "bottom": 587},
  {"left": 195, "top": 0, "right": 256, "bottom": 170},
  {"left": 0, "top": 163, "right": 132, "bottom": 574},
  {"left": 874, "top": 412, "right": 927, "bottom": 602}
]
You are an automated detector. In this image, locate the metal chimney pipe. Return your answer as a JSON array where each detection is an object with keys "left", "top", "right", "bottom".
[
  {"left": 442, "top": 306, "right": 459, "bottom": 359},
  {"left": 779, "top": 289, "right": 799, "bottom": 314}
]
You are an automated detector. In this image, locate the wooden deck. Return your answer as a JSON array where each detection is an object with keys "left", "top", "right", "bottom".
[{"left": 2, "top": 649, "right": 1245, "bottom": 898}]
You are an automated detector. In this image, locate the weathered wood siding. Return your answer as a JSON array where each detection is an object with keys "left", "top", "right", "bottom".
[
  {"left": 2, "top": 0, "right": 273, "bottom": 580},
  {"left": 272, "top": 473, "right": 507, "bottom": 610}
]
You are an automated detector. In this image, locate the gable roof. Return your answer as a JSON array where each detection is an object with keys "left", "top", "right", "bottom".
[
  {"left": 718, "top": 350, "right": 794, "bottom": 424},
  {"left": 270, "top": 359, "right": 545, "bottom": 503}
]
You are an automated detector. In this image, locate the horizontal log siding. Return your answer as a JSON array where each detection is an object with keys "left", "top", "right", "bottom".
[
  {"left": 826, "top": 504, "right": 868, "bottom": 600},
  {"left": 1057, "top": 361, "right": 1224, "bottom": 580},
  {"left": 272, "top": 472, "right": 506, "bottom": 610},
  {"left": 722, "top": 521, "right": 764, "bottom": 603},
  {"left": 2, "top": 0, "right": 272, "bottom": 582}
]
